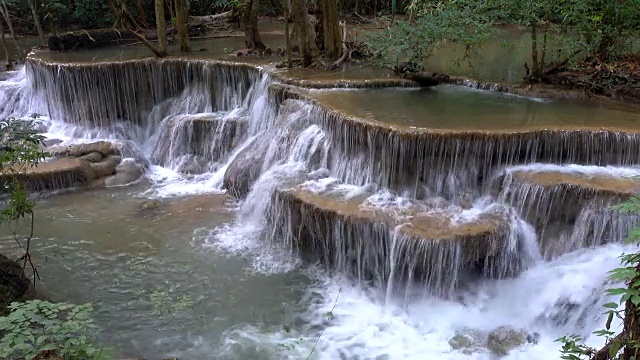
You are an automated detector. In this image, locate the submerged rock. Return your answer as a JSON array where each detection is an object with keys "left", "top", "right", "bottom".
[
  {"left": 486, "top": 326, "right": 532, "bottom": 356},
  {"left": 139, "top": 199, "right": 162, "bottom": 211}
]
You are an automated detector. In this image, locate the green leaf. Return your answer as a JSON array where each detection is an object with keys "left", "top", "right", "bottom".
[
  {"left": 603, "top": 302, "right": 619, "bottom": 309},
  {"left": 607, "top": 288, "right": 629, "bottom": 296},
  {"left": 609, "top": 339, "right": 622, "bottom": 358},
  {"left": 606, "top": 312, "right": 614, "bottom": 330}
]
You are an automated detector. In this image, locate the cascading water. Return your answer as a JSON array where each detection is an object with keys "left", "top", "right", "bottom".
[{"left": 1, "top": 54, "right": 639, "bottom": 359}]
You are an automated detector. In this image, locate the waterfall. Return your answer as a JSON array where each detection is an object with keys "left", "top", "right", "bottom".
[{"left": 2, "top": 54, "right": 639, "bottom": 307}]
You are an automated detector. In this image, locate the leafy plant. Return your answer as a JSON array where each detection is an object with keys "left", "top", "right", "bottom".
[
  {"left": 0, "top": 300, "right": 112, "bottom": 360},
  {"left": 0, "top": 118, "right": 48, "bottom": 283},
  {"left": 366, "top": 0, "right": 496, "bottom": 71}
]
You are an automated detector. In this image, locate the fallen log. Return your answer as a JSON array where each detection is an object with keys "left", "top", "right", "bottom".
[{"left": 190, "top": 11, "right": 233, "bottom": 25}]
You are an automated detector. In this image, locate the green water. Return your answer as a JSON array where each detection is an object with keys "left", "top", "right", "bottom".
[
  {"left": 0, "top": 185, "right": 313, "bottom": 359},
  {"left": 310, "top": 86, "right": 640, "bottom": 131}
]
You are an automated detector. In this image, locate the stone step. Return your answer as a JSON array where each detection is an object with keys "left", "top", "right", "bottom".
[
  {"left": 267, "top": 179, "right": 530, "bottom": 296},
  {"left": 272, "top": 84, "right": 640, "bottom": 198},
  {"left": 497, "top": 164, "right": 640, "bottom": 258}
]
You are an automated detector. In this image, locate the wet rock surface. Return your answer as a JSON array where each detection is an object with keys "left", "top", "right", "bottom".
[
  {"left": 0, "top": 157, "right": 94, "bottom": 192},
  {"left": 49, "top": 141, "right": 118, "bottom": 158},
  {"left": 497, "top": 164, "right": 640, "bottom": 258},
  {"left": 486, "top": 326, "right": 531, "bottom": 356},
  {"left": 448, "top": 326, "right": 538, "bottom": 356},
  {"left": 223, "top": 139, "right": 266, "bottom": 198},
  {"left": 1, "top": 141, "right": 146, "bottom": 192},
  {"left": 151, "top": 113, "right": 247, "bottom": 168},
  {"left": 449, "top": 328, "right": 486, "bottom": 354},
  {"left": 104, "top": 159, "right": 145, "bottom": 187}
]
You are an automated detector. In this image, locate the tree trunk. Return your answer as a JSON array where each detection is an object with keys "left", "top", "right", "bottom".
[
  {"left": 28, "top": 0, "right": 46, "bottom": 46},
  {"left": 166, "top": 0, "right": 176, "bottom": 21},
  {"left": 314, "top": 0, "right": 324, "bottom": 52},
  {"left": 0, "top": 16, "right": 11, "bottom": 70},
  {"left": 242, "top": 0, "right": 265, "bottom": 50},
  {"left": 530, "top": 23, "right": 540, "bottom": 78},
  {"left": 321, "top": 0, "right": 341, "bottom": 60},
  {"left": 135, "top": 0, "right": 149, "bottom": 28},
  {"left": 290, "top": 0, "right": 317, "bottom": 66},
  {"left": 622, "top": 262, "right": 640, "bottom": 359},
  {"left": 155, "top": 0, "right": 167, "bottom": 56},
  {"left": 283, "top": 0, "right": 292, "bottom": 67},
  {"left": 175, "top": 0, "right": 190, "bottom": 52},
  {"left": 0, "top": 1, "right": 22, "bottom": 57}
]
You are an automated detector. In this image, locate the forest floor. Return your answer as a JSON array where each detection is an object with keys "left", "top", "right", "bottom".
[{"left": 545, "top": 54, "right": 640, "bottom": 102}]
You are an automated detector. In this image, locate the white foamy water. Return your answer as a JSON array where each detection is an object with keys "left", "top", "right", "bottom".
[
  {"left": 506, "top": 163, "right": 640, "bottom": 178},
  {"left": 214, "top": 242, "right": 626, "bottom": 360}
]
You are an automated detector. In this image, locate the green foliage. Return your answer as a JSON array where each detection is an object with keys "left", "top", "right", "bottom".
[
  {"left": 130, "top": 284, "right": 194, "bottom": 315},
  {"left": 556, "top": 195, "right": 640, "bottom": 359},
  {"left": 0, "top": 300, "right": 112, "bottom": 360},
  {"left": 367, "top": 0, "right": 640, "bottom": 74},
  {"left": 0, "top": 117, "right": 47, "bottom": 224},
  {"left": 367, "top": 0, "right": 496, "bottom": 71}
]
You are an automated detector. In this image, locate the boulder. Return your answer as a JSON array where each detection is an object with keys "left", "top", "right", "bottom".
[
  {"left": 89, "top": 155, "right": 121, "bottom": 178},
  {"left": 79, "top": 151, "right": 104, "bottom": 163},
  {"left": 0, "top": 157, "right": 95, "bottom": 192},
  {"left": 104, "top": 159, "right": 144, "bottom": 187},
  {"left": 0, "top": 254, "right": 30, "bottom": 315},
  {"left": 177, "top": 156, "right": 208, "bottom": 175},
  {"left": 223, "top": 139, "right": 265, "bottom": 198},
  {"left": 49, "top": 141, "right": 118, "bottom": 158},
  {"left": 486, "top": 326, "right": 529, "bottom": 356},
  {"left": 449, "top": 328, "right": 485, "bottom": 354}
]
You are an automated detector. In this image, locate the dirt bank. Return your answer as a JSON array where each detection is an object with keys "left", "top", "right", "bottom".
[{"left": 544, "top": 55, "right": 640, "bottom": 102}]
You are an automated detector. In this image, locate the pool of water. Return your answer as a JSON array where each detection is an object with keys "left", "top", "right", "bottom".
[
  {"left": 310, "top": 86, "right": 640, "bottom": 132},
  {"left": 0, "top": 184, "right": 318, "bottom": 359}
]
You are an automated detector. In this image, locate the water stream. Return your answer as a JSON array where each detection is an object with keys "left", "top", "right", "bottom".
[{"left": 1, "top": 52, "right": 640, "bottom": 359}]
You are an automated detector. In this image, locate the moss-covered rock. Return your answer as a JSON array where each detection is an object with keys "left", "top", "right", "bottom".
[{"left": 486, "top": 326, "right": 529, "bottom": 356}]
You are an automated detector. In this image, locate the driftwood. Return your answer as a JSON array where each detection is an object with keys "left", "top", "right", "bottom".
[{"left": 190, "top": 11, "right": 233, "bottom": 25}]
